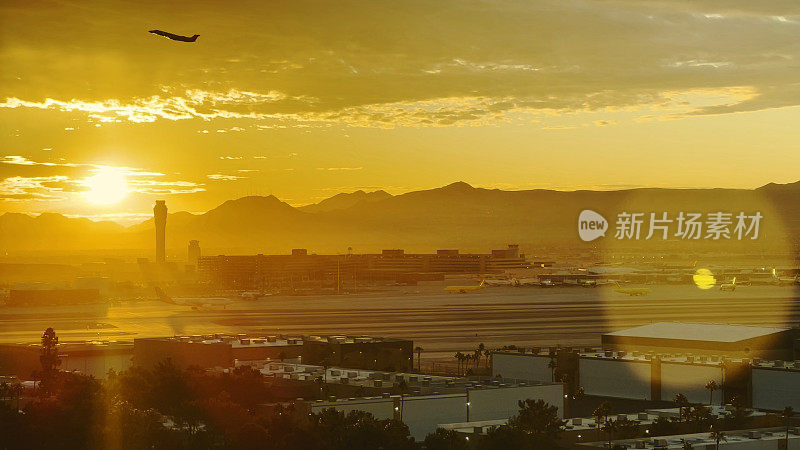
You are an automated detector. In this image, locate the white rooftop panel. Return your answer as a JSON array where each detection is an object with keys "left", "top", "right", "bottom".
[{"left": 605, "top": 322, "right": 788, "bottom": 343}]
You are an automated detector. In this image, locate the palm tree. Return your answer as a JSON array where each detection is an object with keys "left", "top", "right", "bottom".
[
  {"left": 453, "top": 352, "right": 460, "bottom": 375},
  {"left": 709, "top": 425, "right": 726, "bottom": 450},
  {"left": 547, "top": 357, "right": 557, "bottom": 382},
  {"left": 704, "top": 380, "right": 719, "bottom": 405},
  {"left": 483, "top": 347, "right": 491, "bottom": 370},
  {"left": 455, "top": 352, "right": 465, "bottom": 375},
  {"left": 465, "top": 353, "right": 474, "bottom": 374},
  {"left": 673, "top": 393, "right": 690, "bottom": 421},
  {"left": 781, "top": 406, "right": 795, "bottom": 448},
  {"left": 414, "top": 346, "right": 423, "bottom": 372}
]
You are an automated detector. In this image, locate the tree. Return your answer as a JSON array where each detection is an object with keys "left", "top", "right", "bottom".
[
  {"left": 687, "top": 405, "right": 713, "bottom": 432},
  {"left": 724, "top": 395, "right": 751, "bottom": 429},
  {"left": 781, "top": 406, "right": 795, "bottom": 448},
  {"left": 508, "top": 399, "right": 564, "bottom": 438},
  {"left": 704, "top": 379, "right": 719, "bottom": 406},
  {"left": 673, "top": 393, "right": 690, "bottom": 421},
  {"left": 478, "top": 425, "right": 530, "bottom": 450},
  {"left": 475, "top": 343, "right": 484, "bottom": 371},
  {"left": 393, "top": 379, "right": 410, "bottom": 395},
  {"left": 39, "top": 327, "right": 61, "bottom": 393},
  {"left": 547, "top": 358, "right": 557, "bottom": 382},
  {"left": 601, "top": 419, "right": 618, "bottom": 448},
  {"left": 650, "top": 416, "right": 679, "bottom": 436},
  {"left": 454, "top": 352, "right": 465, "bottom": 376},
  {"left": 424, "top": 428, "right": 470, "bottom": 450},
  {"left": 414, "top": 346, "right": 423, "bottom": 372},
  {"left": 709, "top": 425, "right": 726, "bottom": 450},
  {"left": 593, "top": 401, "right": 611, "bottom": 440}
]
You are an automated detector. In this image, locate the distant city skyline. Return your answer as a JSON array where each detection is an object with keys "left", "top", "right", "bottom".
[{"left": 3, "top": 0, "right": 800, "bottom": 221}]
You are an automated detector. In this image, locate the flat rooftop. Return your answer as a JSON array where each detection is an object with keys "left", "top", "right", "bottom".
[
  {"left": 249, "top": 361, "right": 554, "bottom": 395},
  {"left": 605, "top": 322, "right": 789, "bottom": 343},
  {"left": 136, "top": 334, "right": 407, "bottom": 347},
  {"left": 580, "top": 427, "right": 800, "bottom": 448},
  {"left": 439, "top": 406, "right": 768, "bottom": 435}
]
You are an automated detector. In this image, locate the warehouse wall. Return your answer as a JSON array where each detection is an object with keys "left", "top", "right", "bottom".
[
  {"left": 660, "top": 362, "right": 723, "bottom": 405},
  {"left": 469, "top": 384, "right": 564, "bottom": 422},
  {"left": 403, "top": 394, "right": 466, "bottom": 440},
  {"left": 752, "top": 368, "right": 800, "bottom": 411},
  {"left": 310, "top": 397, "right": 395, "bottom": 420},
  {"left": 61, "top": 353, "right": 132, "bottom": 379},
  {"left": 492, "top": 353, "right": 552, "bottom": 383},
  {"left": 580, "top": 358, "right": 651, "bottom": 400},
  {"left": 309, "top": 384, "right": 563, "bottom": 440}
]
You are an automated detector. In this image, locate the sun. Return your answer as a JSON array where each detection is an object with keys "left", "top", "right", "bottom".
[
  {"left": 83, "top": 166, "right": 129, "bottom": 205},
  {"left": 692, "top": 268, "right": 717, "bottom": 290}
]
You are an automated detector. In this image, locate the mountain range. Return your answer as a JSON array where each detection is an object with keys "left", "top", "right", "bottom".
[{"left": 1, "top": 181, "right": 798, "bottom": 255}]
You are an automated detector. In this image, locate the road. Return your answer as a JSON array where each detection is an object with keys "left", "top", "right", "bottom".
[{"left": 1, "top": 285, "right": 798, "bottom": 357}]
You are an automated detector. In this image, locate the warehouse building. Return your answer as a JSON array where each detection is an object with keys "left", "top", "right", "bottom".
[
  {"left": 197, "top": 245, "right": 528, "bottom": 289},
  {"left": 134, "top": 334, "right": 413, "bottom": 372},
  {"left": 494, "top": 347, "right": 799, "bottom": 409},
  {"left": 0, "top": 341, "right": 133, "bottom": 380},
  {"left": 278, "top": 364, "right": 564, "bottom": 441},
  {"left": 602, "top": 322, "right": 797, "bottom": 360}
]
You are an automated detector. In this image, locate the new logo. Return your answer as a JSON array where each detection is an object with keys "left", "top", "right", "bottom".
[{"left": 578, "top": 209, "right": 608, "bottom": 241}]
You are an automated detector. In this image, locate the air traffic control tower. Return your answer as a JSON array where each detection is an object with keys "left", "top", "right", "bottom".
[{"left": 154, "top": 200, "right": 167, "bottom": 263}]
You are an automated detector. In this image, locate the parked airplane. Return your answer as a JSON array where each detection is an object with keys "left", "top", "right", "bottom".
[
  {"left": 444, "top": 280, "right": 485, "bottom": 293},
  {"left": 719, "top": 277, "right": 737, "bottom": 292},
  {"left": 155, "top": 287, "right": 233, "bottom": 310},
  {"left": 612, "top": 282, "right": 650, "bottom": 296},
  {"left": 772, "top": 269, "right": 800, "bottom": 286}
]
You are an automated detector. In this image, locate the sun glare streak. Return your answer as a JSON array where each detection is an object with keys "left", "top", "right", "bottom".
[{"left": 82, "top": 166, "right": 129, "bottom": 205}]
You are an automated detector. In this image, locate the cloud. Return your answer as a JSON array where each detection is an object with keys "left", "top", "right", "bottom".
[
  {"left": 207, "top": 174, "right": 247, "bottom": 181},
  {"left": 3, "top": 0, "right": 800, "bottom": 128},
  {"left": 0, "top": 156, "right": 205, "bottom": 201},
  {"left": 594, "top": 120, "right": 618, "bottom": 127},
  {"left": 315, "top": 167, "right": 364, "bottom": 171},
  {"left": 1, "top": 155, "right": 79, "bottom": 167},
  {"left": 0, "top": 175, "right": 72, "bottom": 201},
  {"left": 219, "top": 156, "right": 243, "bottom": 160}
]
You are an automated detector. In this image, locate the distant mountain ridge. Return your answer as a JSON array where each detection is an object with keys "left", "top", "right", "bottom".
[
  {"left": 1, "top": 181, "right": 798, "bottom": 253},
  {"left": 299, "top": 190, "right": 392, "bottom": 213}
]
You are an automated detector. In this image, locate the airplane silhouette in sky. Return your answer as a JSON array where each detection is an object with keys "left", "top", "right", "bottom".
[{"left": 148, "top": 30, "right": 199, "bottom": 42}]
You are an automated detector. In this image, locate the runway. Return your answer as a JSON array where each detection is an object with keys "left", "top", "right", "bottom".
[{"left": 1, "top": 285, "right": 798, "bottom": 357}]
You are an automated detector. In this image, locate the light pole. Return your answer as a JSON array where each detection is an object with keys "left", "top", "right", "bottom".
[{"left": 466, "top": 389, "right": 471, "bottom": 422}]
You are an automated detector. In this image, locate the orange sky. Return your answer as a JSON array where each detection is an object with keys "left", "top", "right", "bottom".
[{"left": 2, "top": 0, "right": 800, "bottom": 223}]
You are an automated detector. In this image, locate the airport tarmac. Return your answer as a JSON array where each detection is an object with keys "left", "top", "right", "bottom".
[{"left": 0, "top": 285, "right": 798, "bottom": 358}]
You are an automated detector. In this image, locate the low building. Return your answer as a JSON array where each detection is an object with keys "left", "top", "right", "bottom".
[
  {"left": 752, "top": 363, "right": 800, "bottom": 412},
  {"left": 580, "top": 427, "right": 800, "bottom": 449},
  {"left": 197, "top": 245, "right": 529, "bottom": 289},
  {"left": 493, "top": 348, "right": 799, "bottom": 407},
  {"left": 0, "top": 341, "right": 133, "bottom": 380},
  {"left": 134, "top": 334, "right": 413, "bottom": 372},
  {"left": 602, "top": 322, "right": 797, "bottom": 360},
  {"left": 271, "top": 363, "right": 563, "bottom": 441}
]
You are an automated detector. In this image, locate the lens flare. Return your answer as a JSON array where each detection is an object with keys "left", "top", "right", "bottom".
[
  {"left": 692, "top": 268, "right": 716, "bottom": 290},
  {"left": 83, "top": 166, "right": 129, "bottom": 205}
]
